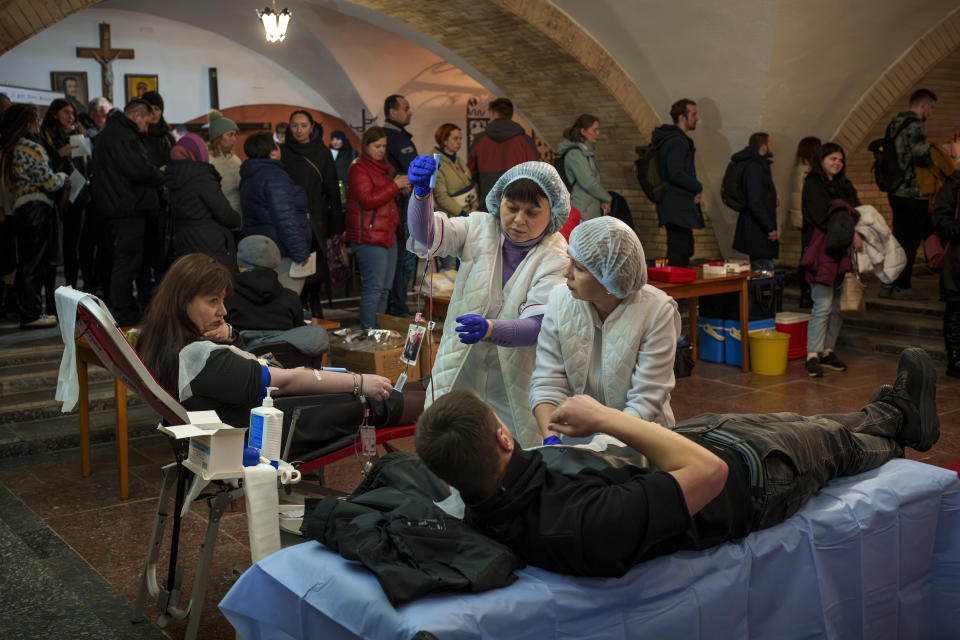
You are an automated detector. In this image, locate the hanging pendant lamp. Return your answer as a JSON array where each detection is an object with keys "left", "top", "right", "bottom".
[{"left": 257, "top": 0, "right": 292, "bottom": 43}]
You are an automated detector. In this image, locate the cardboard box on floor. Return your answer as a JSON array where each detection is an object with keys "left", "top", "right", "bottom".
[
  {"left": 328, "top": 336, "right": 408, "bottom": 382},
  {"left": 377, "top": 313, "right": 441, "bottom": 381}
]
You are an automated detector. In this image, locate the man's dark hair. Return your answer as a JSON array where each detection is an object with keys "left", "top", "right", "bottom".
[
  {"left": 384, "top": 94, "right": 404, "bottom": 117},
  {"left": 123, "top": 98, "right": 151, "bottom": 118},
  {"left": 748, "top": 132, "right": 769, "bottom": 151},
  {"left": 502, "top": 178, "right": 548, "bottom": 208},
  {"left": 670, "top": 98, "right": 696, "bottom": 124},
  {"left": 415, "top": 389, "right": 502, "bottom": 501},
  {"left": 62, "top": 76, "right": 77, "bottom": 89},
  {"left": 909, "top": 88, "right": 937, "bottom": 106},
  {"left": 244, "top": 131, "right": 278, "bottom": 159},
  {"left": 489, "top": 98, "right": 514, "bottom": 119}
]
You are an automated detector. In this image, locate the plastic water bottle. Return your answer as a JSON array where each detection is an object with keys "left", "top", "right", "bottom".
[{"left": 248, "top": 386, "right": 283, "bottom": 463}]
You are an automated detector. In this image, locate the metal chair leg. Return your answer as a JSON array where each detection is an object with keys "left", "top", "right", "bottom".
[{"left": 132, "top": 462, "right": 178, "bottom": 622}]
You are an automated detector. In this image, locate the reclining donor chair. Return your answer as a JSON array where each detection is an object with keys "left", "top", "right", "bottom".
[{"left": 54, "top": 287, "right": 417, "bottom": 640}]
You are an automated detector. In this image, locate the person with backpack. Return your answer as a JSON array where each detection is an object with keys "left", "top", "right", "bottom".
[
  {"left": 729, "top": 132, "right": 778, "bottom": 272},
  {"left": 556, "top": 114, "right": 611, "bottom": 221},
  {"left": 800, "top": 142, "right": 862, "bottom": 378},
  {"left": 650, "top": 99, "right": 702, "bottom": 267},
  {"left": 878, "top": 89, "right": 937, "bottom": 300}
]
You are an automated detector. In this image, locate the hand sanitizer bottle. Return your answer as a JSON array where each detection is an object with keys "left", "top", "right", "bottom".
[{"left": 248, "top": 386, "right": 283, "bottom": 463}]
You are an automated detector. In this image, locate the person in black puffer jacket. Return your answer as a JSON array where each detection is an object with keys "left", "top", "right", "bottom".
[
  {"left": 239, "top": 132, "right": 311, "bottom": 293},
  {"left": 164, "top": 134, "right": 240, "bottom": 269},
  {"left": 226, "top": 235, "right": 303, "bottom": 331},
  {"left": 280, "top": 110, "right": 343, "bottom": 251},
  {"left": 932, "top": 172, "right": 960, "bottom": 377},
  {"left": 89, "top": 100, "right": 164, "bottom": 325},
  {"left": 731, "top": 133, "right": 778, "bottom": 271},
  {"left": 140, "top": 91, "right": 175, "bottom": 169}
]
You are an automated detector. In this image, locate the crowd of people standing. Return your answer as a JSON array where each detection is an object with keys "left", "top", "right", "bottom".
[{"left": 0, "top": 87, "right": 957, "bottom": 382}]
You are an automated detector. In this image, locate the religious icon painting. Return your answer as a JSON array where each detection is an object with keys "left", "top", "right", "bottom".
[
  {"left": 50, "top": 71, "right": 89, "bottom": 107},
  {"left": 124, "top": 74, "right": 158, "bottom": 103}
]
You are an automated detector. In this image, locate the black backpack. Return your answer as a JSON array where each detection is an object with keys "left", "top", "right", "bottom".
[
  {"left": 867, "top": 116, "right": 916, "bottom": 193},
  {"left": 635, "top": 133, "right": 686, "bottom": 203},
  {"left": 553, "top": 148, "right": 576, "bottom": 190},
  {"left": 720, "top": 159, "right": 751, "bottom": 212}
]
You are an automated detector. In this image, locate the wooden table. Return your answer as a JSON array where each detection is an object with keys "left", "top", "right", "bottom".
[
  {"left": 650, "top": 271, "right": 753, "bottom": 372},
  {"left": 419, "top": 294, "right": 451, "bottom": 319},
  {"left": 75, "top": 335, "right": 129, "bottom": 498}
]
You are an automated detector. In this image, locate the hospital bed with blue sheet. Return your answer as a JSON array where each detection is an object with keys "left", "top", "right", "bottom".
[{"left": 220, "top": 458, "right": 960, "bottom": 640}]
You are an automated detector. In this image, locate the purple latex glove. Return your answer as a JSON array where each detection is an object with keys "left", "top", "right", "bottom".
[
  {"left": 455, "top": 314, "right": 489, "bottom": 345},
  {"left": 542, "top": 435, "right": 562, "bottom": 446},
  {"left": 408, "top": 155, "right": 436, "bottom": 198}
]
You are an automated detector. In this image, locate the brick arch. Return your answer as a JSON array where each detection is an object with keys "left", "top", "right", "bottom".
[
  {"left": 833, "top": 7, "right": 960, "bottom": 152},
  {"left": 349, "top": 0, "right": 718, "bottom": 258}
]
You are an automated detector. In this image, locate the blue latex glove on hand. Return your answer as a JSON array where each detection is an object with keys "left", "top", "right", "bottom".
[
  {"left": 542, "top": 435, "right": 562, "bottom": 446},
  {"left": 408, "top": 155, "right": 437, "bottom": 198},
  {"left": 455, "top": 314, "right": 489, "bottom": 345}
]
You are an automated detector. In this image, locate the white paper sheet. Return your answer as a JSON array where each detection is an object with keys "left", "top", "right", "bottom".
[
  {"left": 70, "top": 135, "right": 92, "bottom": 158},
  {"left": 289, "top": 251, "right": 317, "bottom": 277},
  {"left": 68, "top": 169, "right": 86, "bottom": 203}
]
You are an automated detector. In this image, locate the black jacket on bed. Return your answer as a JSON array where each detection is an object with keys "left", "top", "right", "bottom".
[{"left": 301, "top": 452, "right": 520, "bottom": 605}]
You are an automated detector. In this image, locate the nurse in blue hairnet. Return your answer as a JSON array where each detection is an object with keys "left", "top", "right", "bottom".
[
  {"left": 405, "top": 157, "right": 569, "bottom": 448},
  {"left": 531, "top": 216, "right": 681, "bottom": 444}
]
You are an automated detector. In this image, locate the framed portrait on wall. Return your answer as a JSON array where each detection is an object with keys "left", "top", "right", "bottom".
[
  {"left": 50, "top": 71, "right": 88, "bottom": 111},
  {"left": 124, "top": 74, "right": 158, "bottom": 103}
]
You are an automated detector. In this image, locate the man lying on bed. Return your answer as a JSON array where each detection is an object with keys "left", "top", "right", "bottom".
[{"left": 414, "top": 348, "right": 939, "bottom": 577}]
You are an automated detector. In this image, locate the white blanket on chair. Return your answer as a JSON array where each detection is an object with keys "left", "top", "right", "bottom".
[{"left": 54, "top": 286, "right": 104, "bottom": 412}]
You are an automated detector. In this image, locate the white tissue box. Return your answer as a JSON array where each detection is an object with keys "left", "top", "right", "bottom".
[{"left": 158, "top": 410, "right": 246, "bottom": 480}]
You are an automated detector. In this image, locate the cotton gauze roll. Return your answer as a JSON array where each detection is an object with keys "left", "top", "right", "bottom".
[{"left": 243, "top": 462, "right": 281, "bottom": 562}]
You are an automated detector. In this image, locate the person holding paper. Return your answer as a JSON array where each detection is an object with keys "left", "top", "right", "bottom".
[
  {"left": 345, "top": 126, "right": 409, "bottom": 329},
  {"left": 405, "top": 158, "right": 569, "bottom": 448},
  {"left": 239, "top": 132, "right": 311, "bottom": 294},
  {"left": 41, "top": 99, "right": 87, "bottom": 293}
]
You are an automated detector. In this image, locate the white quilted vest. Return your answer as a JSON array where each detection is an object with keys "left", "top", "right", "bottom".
[{"left": 426, "top": 213, "right": 568, "bottom": 447}]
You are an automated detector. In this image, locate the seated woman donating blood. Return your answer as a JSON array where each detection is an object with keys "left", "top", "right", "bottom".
[
  {"left": 405, "top": 158, "right": 569, "bottom": 448},
  {"left": 530, "top": 216, "right": 681, "bottom": 444},
  {"left": 137, "top": 253, "right": 393, "bottom": 427}
]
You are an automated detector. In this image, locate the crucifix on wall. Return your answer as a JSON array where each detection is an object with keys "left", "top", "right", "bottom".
[{"left": 76, "top": 23, "right": 134, "bottom": 104}]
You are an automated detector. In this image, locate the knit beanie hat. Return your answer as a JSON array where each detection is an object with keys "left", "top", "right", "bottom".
[
  {"left": 208, "top": 109, "right": 238, "bottom": 142},
  {"left": 330, "top": 130, "right": 346, "bottom": 141},
  {"left": 141, "top": 91, "right": 164, "bottom": 112},
  {"left": 170, "top": 133, "right": 209, "bottom": 163},
  {"left": 237, "top": 235, "right": 282, "bottom": 270}
]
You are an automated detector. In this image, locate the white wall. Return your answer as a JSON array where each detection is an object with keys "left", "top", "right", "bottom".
[{"left": 0, "top": 8, "right": 337, "bottom": 122}]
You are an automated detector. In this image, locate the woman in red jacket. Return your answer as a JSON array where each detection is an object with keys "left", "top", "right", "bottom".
[{"left": 346, "top": 127, "right": 410, "bottom": 328}]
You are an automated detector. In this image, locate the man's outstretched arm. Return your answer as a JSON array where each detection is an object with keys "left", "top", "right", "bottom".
[{"left": 549, "top": 396, "right": 728, "bottom": 516}]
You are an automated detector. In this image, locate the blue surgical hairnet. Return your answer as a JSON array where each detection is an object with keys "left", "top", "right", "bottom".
[
  {"left": 485, "top": 161, "right": 570, "bottom": 236},
  {"left": 568, "top": 216, "right": 647, "bottom": 297}
]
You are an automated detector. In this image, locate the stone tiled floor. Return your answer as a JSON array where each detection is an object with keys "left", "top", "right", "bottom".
[{"left": 0, "top": 350, "right": 958, "bottom": 639}]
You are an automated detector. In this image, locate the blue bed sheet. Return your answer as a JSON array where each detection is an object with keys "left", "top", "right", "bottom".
[{"left": 220, "top": 459, "right": 960, "bottom": 640}]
